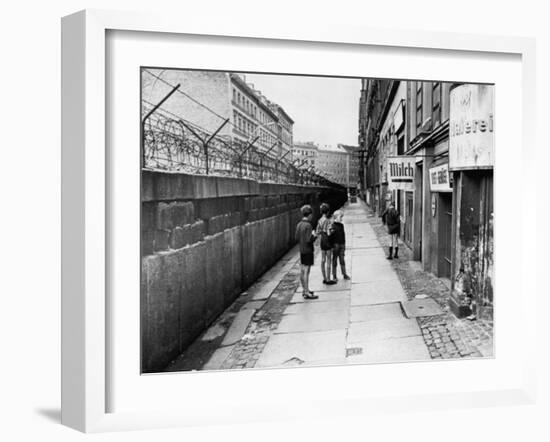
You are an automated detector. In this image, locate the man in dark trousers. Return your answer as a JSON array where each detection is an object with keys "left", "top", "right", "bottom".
[{"left": 295, "top": 204, "right": 319, "bottom": 300}]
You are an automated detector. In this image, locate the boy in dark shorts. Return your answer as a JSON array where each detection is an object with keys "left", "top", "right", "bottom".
[{"left": 295, "top": 204, "right": 319, "bottom": 300}]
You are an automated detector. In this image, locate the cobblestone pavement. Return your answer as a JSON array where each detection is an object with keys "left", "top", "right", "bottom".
[
  {"left": 219, "top": 264, "right": 302, "bottom": 369},
  {"left": 366, "top": 205, "right": 494, "bottom": 359}
]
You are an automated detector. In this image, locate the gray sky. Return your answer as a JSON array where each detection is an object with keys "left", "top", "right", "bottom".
[{"left": 242, "top": 73, "right": 360, "bottom": 148}]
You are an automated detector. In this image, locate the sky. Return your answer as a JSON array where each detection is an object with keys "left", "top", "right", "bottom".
[{"left": 242, "top": 73, "right": 361, "bottom": 148}]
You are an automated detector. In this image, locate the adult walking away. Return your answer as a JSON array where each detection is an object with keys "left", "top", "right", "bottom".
[
  {"left": 381, "top": 201, "right": 401, "bottom": 259},
  {"left": 316, "top": 203, "right": 336, "bottom": 285},
  {"left": 329, "top": 210, "right": 350, "bottom": 281},
  {"left": 295, "top": 204, "right": 319, "bottom": 300}
]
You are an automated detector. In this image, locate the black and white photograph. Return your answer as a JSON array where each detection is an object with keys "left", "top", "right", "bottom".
[{"left": 140, "top": 68, "right": 494, "bottom": 374}]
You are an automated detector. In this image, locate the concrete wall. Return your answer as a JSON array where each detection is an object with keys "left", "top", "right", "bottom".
[{"left": 141, "top": 170, "right": 347, "bottom": 372}]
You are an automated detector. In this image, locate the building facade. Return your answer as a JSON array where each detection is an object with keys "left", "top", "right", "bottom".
[
  {"left": 142, "top": 69, "right": 293, "bottom": 159},
  {"left": 340, "top": 144, "right": 361, "bottom": 190},
  {"left": 316, "top": 146, "right": 350, "bottom": 187},
  {"left": 292, "top": 141, "right": 318, "bottom": 170},
  {"left": 358, "top": 79, "right": 494, "bottom": 320},
  {"left": 268, "top": 103, "right": 294, "bottom": 157}
]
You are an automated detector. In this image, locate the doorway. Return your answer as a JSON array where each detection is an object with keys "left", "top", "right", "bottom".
[
  {"left": 405, "top": 191, "right": 413, "bottom": 246},
  {"left": 438, "top": 192, "right": 453, "bottom": 278}
]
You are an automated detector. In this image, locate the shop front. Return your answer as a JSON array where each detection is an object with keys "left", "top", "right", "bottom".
[
  {"left": 387, "top": 155, "right": 415, "bottom": 245},
  {"left": 428, "top": 161, "right": 453, "bottom": 279},
  {"left": 448, "top": 84, "right": 494, "bottom": 320}
]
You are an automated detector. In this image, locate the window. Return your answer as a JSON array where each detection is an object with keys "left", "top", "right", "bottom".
[
  {"left": 432, "top": 82, "right": 441, "bottom": 127},
  {"left": 416, "top": 82, "right": 423, "bottom": 130}
]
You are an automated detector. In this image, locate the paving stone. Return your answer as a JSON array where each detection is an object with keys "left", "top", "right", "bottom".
[
  {"left": 276, "top": 309, "right": 349, "bottom": 333},
  {"left": 350, "top": 303, "right": 404, "bottom": 323},
  {"left": 221, "top": 308, "right": 257, "bottom": 346},
  {"left": 402, "top": 298, "right": 444, "bottom": 318},
  {"left": 350, "top": 264, "right": 401, "bottom": 283},
  {"left": 202, "top": 345, "right": 235, "bottom": 370},
  {"left": 308, "top": 278, "right": 352, "bottom": 292},
  {"left": 346, "top": 336, "right": 431, "bottom": 364},
  {"left": 347, "top": 318, "right": 421, "bottom": 343},
  {"left": 350, "top": 280, "right": 406, "bottom": 305},
  {"left": 255, "top": 330, "right": 347, "bottom": 367},
  {"left": 290, "top": 290, "right": 349, "bottom": 304},
  {"left": 284, "top": 299, "right": 350, "bottom": 315}
]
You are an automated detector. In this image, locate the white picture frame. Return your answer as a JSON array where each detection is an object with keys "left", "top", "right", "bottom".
[{"left": 61, "top": 9, "right": 537, "bottom": 433}]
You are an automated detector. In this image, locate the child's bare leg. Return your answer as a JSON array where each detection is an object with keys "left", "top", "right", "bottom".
[
  {"left": 320, "top": 251, "right": 327, "bottom": 281},
  {"left": 304, "top": 265, "right": 311, "bottom": 293},
  {"left": 332, "top": 247, "right": 338, "bottom": 279},
  {"left": 300, "top": 265, "right": 306, "bottom": 293},
  {"left": 340, "top": 249, "right": 349, "bottom": 278},
  {"left": 325, "top": 249, "right": 333, "bottom": 281}
]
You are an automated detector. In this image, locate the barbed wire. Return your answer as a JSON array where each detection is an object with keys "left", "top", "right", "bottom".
[
  {"left": 142, "top": 103, "right": 321, "bottom": 184},
  {"left": 141, "top": 70, "right": 345, "bottom": 188},
  {"left": 142, "top": 69, "right": 288, "bottom": 152}
]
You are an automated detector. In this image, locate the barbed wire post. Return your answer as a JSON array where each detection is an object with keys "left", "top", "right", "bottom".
[
  {"left": 177, "top": 118, "right": 229, "bottom": 175},
  {"left": 237, "top": 136, "right": 259, "bottom": 178},
  {"left": 203, "top": 119, "right": 230, "bottom": 175},
  {"left": 141, "top": 83, "right": 181, "bottom": 168},
  {"left": 277, "top": 150, "right": 291, "bottom": 184},
  {"left": 258, "top": 141, "right": 279, "bottom": 182}
]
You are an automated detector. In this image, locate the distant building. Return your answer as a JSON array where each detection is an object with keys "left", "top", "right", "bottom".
[
  {"left": 314, "top": 145, "right": 353, "bottom": 188},
  {"left": 339, "top": 144, "right": 361, "bottom": 190},
  {"left": 292, "top": 141, "right": 318, "bottom": 169},
  {"left": 268, "top": 103, "right": 294, "bottom": 157},
  {"left": 292, "top": 142, "right": 359, "bottom": 188}
]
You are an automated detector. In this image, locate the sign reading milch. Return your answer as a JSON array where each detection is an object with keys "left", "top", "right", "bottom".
[
  {"left": 388, "top": 156, "right": 415, "bottom": 191},
  {"left": 449, "top": 84, "right": 494, "bottom": 170}
]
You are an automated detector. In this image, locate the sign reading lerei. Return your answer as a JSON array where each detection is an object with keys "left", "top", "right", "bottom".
[
  {"left": 388, "top": 156, "right": 415, "bottom": 191},
  {"left": 449, "top": 84, "right": 494, "bottom": 170}
]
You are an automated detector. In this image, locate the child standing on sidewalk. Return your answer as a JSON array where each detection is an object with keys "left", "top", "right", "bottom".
[
  {"left": 329, "top": 210, "right": 350, "bottom": 281},
  {"left": 316, "top": 203, "right": 336, "bottom": 285},
  {"left": 381, "top": 201, "right": 401, "bottom": 259},
  {"left": 295, "top": 204, "right": 319, "bottom": 300}
]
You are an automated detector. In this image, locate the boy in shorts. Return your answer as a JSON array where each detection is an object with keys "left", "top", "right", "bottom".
[
  {"left": 316, "top": 203, "right": 336, "bottom": 285},
  {"left": 295, "top": 204, "right": 319, "bottom": 300},
  {"left": 329, "top": 210, "right": 350, "bottom": 280}
]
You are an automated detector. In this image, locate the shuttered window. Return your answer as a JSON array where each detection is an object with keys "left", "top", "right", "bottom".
[
  {"left": 432, "top": 82, "right": 441, "bottom": 127},
  {"left": 416, "top": 82, "right": 423, "bottom": 130}
]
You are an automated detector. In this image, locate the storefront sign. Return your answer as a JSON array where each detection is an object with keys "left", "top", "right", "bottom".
[
  {"left": 429, "top": 163, "right": 452, "bottom": 192},
  {"left": 387, "top": 156, "right": 415, "bottom": 191},
  {"left": 394, "top": 101, "right": 404, "bottom": 132},
  {"left": 449, "top": 84, "right": 494, "bottom": 170}
]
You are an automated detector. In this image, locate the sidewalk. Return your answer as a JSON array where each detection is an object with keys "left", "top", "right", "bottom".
[
  {"left": 366, "top": 202, "right": 493, "bottom": 359},
  {"left": 165, "top": 200, "right": 491, "bottom": 372}
]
